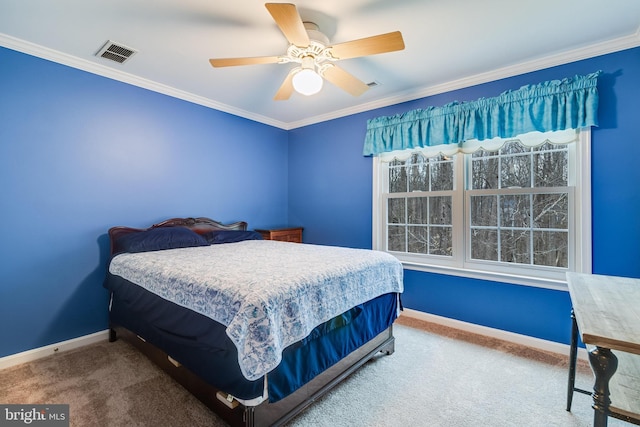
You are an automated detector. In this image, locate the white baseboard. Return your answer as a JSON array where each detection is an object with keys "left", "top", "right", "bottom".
[
  {"left": 0, "top": 330, "right": 110, "bottom": 370},
  {"left": 1, "top": 311, "right": 588, "bottom": 371},
  {"left": 400, "top": 308, "right": 588, "bottom": 361}
]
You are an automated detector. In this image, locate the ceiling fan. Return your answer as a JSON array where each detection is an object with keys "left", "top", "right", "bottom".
[{"left": 209, "top": 3, "right": 405, "bottom": 100}]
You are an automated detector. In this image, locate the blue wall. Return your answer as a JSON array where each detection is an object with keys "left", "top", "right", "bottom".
[
  {"left": 2, "top": 44, "right": 639, "bottom": 359},
  {"left": 289, "top": 47, "right": 640, "bottom": 344},
  {"left": 0, "top": 47, "right": 289, "bottom": 358}
]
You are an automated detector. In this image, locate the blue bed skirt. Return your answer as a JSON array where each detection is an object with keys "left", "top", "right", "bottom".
[{"left": 104, "top": 273, "right": 399, "bottom": 402}]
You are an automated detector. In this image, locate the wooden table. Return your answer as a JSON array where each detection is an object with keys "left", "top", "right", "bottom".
[{"left": 566, "top": 272, "right": 640, "bottom": 427}]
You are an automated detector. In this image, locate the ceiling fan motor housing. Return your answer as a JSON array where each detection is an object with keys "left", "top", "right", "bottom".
[
  {"left": 285, "top": 22, "right": 333, "bottom": 65},
  {"left": 303, "top": 22, "right": 329, "bottom": 45}
]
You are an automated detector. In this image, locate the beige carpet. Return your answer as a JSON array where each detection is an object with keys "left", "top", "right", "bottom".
[{"left": 0, "top": 317, "right": 625, "bottom": 426}]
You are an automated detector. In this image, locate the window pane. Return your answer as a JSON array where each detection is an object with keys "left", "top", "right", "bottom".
[
  {"left": 407, "top": 197, "right": 429, "bottom": 224},
  {"left": 408, "top": 154, "right": 429, "bottom": 192},
  {"left": 500, "top": 230, "right": 531, "bottom": 264},
  {"left": 500, "top": 194, "right": 530, "bottom": 228},
  {"left": 500, "top": 153, "right": 531, "bottom": 188},
  {"left": 388, "top": 198, "right": 406, "bottom": 224},
  {"left": 389, "top": 162, "right": 407, "bottom": 193},
  {"left": 429, "top": 226, "right": 452, "bottom": 256},
  {"left": 533, "top": 193, "right": 568, "bottom": 229},
  {"left": 533, "top": 230, "right": 568, "bottom": 267},
  {"left": 429, "top": 196, "right": 452, "bottom": 225},
  {"left": 430, "top": 157, "right": 454, "bottom": 191},
  {"left": 471, "top": 156, "right": 499, "bottom": 190},
  {"left": 408, "top": 226, "right": 428, "bottom": 254},
  {"left": 470, "top": 195, "right": 497, "bottom": 226},
  {"left": 500, "top": 140, "right": 528, "bottom": 155},
  {"left": 471, "top": 229, "right": 498, "bottom": 261},
  {"left": 388, "top": 225, "right": 406, "bottom": 252},
  {"left": 534, "top": 146, "right": 568, "bottom": 187}
]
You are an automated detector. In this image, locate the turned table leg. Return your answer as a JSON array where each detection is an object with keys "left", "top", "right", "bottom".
[
  {"left": 588, "top": 346, "right": 618, "bottom": 427},
  {"left": 566, "top": 310, "right": 579, "bottom": 411}
]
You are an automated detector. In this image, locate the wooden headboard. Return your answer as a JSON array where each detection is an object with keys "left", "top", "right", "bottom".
[{"left": 108, "top": 217, "right": 248, "bottom": 255}]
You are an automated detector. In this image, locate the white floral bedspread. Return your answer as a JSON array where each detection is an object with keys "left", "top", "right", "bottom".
[{"left": 108, "top": 240, "right": 403, "bottom": 381}]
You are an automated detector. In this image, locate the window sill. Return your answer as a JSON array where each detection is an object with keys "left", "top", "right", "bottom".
[{"left": 401, "top": 261, "right": 569, "bottom": 291}]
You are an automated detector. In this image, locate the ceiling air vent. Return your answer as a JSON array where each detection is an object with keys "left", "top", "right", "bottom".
[
  {"left": 366, "top": 81, "right": 381, "bottom": 88},
  {"left": 96, "top": 40, "right": 137, "bottom": 64}
]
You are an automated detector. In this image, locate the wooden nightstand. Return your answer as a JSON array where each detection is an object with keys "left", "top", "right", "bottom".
[{"left": 255, "top": 227, "right": 303, "bottom": 243}]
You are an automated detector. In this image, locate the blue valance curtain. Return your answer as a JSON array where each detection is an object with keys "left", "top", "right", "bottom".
[{"left": 363, "top": 72, "right": 600, "bottom": 156}]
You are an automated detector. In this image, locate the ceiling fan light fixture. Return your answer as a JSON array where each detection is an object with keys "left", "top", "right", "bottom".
[{"left": 292, "top": 67, "right": 323, "bottom": 96}]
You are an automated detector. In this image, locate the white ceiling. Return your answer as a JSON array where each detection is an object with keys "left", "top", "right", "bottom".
[{"left": 1, "top": 0, "right": 639, "bottom": 129}]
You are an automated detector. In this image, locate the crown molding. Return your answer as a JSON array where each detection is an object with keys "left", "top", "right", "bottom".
[
  {"left": 2, "top": 29, "right": 639, "bottom": 131},
  {"left": 287, "top": 29, "right": 640, "bottom": 129},
  {"left": 0, "top": 33, "right": 289, "bottom": 129}
]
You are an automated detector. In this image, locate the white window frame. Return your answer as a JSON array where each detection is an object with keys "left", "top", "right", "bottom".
[{"left": 372, "top": 129, "right": 592, "bottom": 290}]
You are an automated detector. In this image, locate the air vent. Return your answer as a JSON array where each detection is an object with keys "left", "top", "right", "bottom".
[
  {"left": 367, "top": 81, "right": 381, "bottom": 88},
  {"left": 96, "top": 40, "right": 137, "bottom": 64}
]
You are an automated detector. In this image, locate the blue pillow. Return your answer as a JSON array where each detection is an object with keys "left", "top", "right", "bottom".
[
  {"left": 116, "top": 227, "right": 209, "bottom": 253},
  {"left": 204, "top": 230, "right": 263, "bottom": 244}
]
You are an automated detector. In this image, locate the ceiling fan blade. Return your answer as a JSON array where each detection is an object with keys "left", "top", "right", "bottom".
[
  {"left": 265, "top": 3, "right": 309, "bottom": 47},
  {"left": 274, "top": 71, "right": 295, "bottom": 101},
  {"left": 209, "top": 56, "right": 281, "bottom": 67},
  {"left": 321, "top": 65, "right": 369, "bottom": 97},
  {"left": 328, "top": 31, "right": 405, "bottom": 60}
]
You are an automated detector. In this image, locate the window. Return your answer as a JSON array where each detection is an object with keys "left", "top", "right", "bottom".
[
  {"left": 373, "top": 130, "right": 591, "bottom": 288},
  {"left": 386, "top": 154, "right": 455, "bottom": 257}
]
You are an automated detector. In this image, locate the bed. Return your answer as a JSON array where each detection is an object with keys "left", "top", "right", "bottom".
[{"left": 103, "top": 217, "right": 403, "bottom": 427}]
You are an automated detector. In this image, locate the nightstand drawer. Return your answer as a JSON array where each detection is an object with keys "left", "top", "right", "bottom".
[{"left": 255, "top": 227, "right": 303, "bottom": 243}]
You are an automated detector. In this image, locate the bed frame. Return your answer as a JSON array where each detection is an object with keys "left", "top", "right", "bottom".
[{"left": 107, "top": 217, "right": 396, "bottom": 427}]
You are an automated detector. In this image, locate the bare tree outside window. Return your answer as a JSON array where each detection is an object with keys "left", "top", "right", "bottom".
[
  {"left": 469, "top": 140, "right": 569, "bottom": 267},
  {"left": 387, "top": 154, "right": 454, "bottom": 256},
  {"left": 376, "top": 129, "right": 588, "bottom": 285},
  {"left": 386, "top": 140, "right": 569, "bottom": 268}
]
